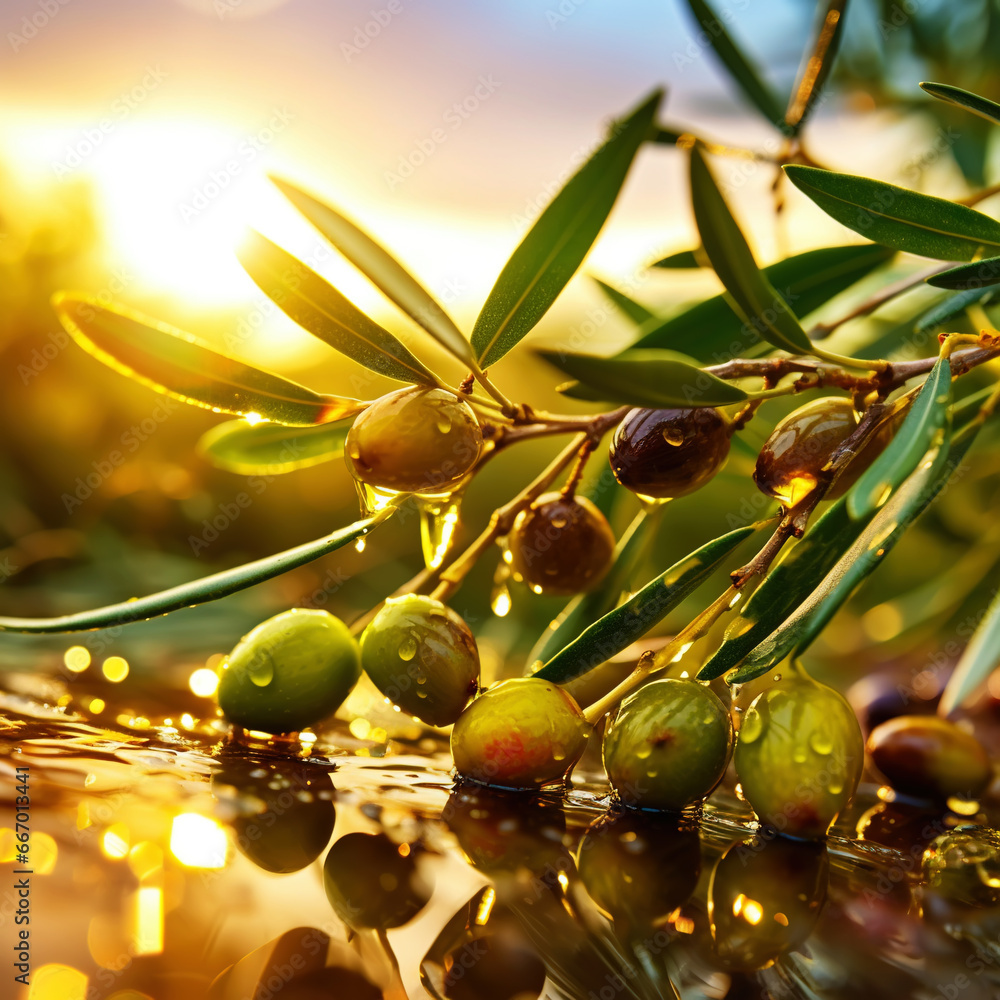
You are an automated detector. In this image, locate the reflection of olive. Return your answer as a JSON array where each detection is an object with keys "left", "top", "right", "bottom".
[
  {"left": 709, "top": 835, "right": 829, "bottom": 971},
  {"left": 444, "top": 786, "right": 571, "bottom": 885},
  {"left": 212, "top": 758, "right": 335, "bottom": 874},
  {"left": 922, "top": 826, "right": 1000, "bottom": 909},
  {"left": 855, "top": 800, "right": 948, "bottom": 855},
  {"left": 577, "top": 810, "right": 701, "bottom": 927},
  {"left": 323, "top": 832, "right": 430, "bottom": 930}
]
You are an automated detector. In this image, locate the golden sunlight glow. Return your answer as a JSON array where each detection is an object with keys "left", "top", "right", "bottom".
[
  {"left": 32, "top": 832, "right": 58, "bottom": 875},
  {"left": 133, "top": 887, "right": 164, "bottom": 956},
  {"left": 0, "top": 829, "right": 15, "bottom": 863},
  {"left": 490, "top": 588, "right": 512, "bottom": 617},
  {"left": 476, "top": 887, "right": 496, "bottom": 925},
  {"left": 732, "top": 893, "right": 764, "bottom": 925},
  {"left": 188, "top": 668, "right": 219, "bottom": 698},
  {"left": 349, "top": 717, "right": 372, "bottom": 740},
  {"left": 170, "top": 813, "right": 227, "bottom": 869},
  {"left": 243, "top": 411, "right": 264, "bottom": 426},
  {"left": 102, "top": 656, "right": 130, "bottom": 683},
  {"left": 102, "top": 824, "right": 131, "bottom": 859},
  {"left": 28, "top": 964, "right": 88, "bottom": 1000},
  {"left": 89, "top": 698, "right": 106, "bottom": 714},
  {"left": 128, "top": 842, "right": 164, "bottom": 882},
  {"left": 64, "top": 646, "right": 91, "bottom": 673}
]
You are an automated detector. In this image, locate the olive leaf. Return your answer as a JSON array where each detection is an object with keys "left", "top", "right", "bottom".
[
  {"left": 527, "top": 511, "right": 652, "bottom": 670},
  {"left": 237, "top": 231, "right": 437, "bottom": 386},
  {"left": 926, "top": 256, "right": 1000, "bottom": 290},
  {"left": 0, "top": 511, "right": 392, "bottom": 634},
  {"left": 270, "top": 176, "right": 475, "bottom": 365},
  {"left": 630, "top": 243, "right": 894, "bottom": 361},
  {"left": 938, "top": 583, "right": 1000, "bottom": 715},
  {"left": 920, "top": 81, "right": 1000, "bottom": 128},
  {"left": 726, "top": 432, "right": 955, "bottom": 684},
  {"left": 591, "top": 277, "right": 656, "bottom": 324},
  {"left": 471, "top": 88, "right": 662, "bottom": 369},
  {"left": 914, "top": 287, "right": 999, "bottom": 334},
  {"left": 539, "top": 348, "right": 748, "bottom": 407},
  {"left": 198, "top": 417, "right": 353, "bottom": 475},
  {"left": 690, "top": 148, "right": 816, "bottom": 355},
  {"left": 53, "top": 293, "right": 363, "bottom": 427},
  {"left": 846, "top": 356, "right": 952, "bottom": 520},
  {"left": 784, "top": 165, "right": 1000, "bottom": 261},
  {"left": 651, "top": 249, "right": 703, "bottom": 268},
  {"left": 783, "top": 0, "right": 847, "bottom": 136},
  {"left": 680, "top": 0, "right": 785, "bottom": 127},
  {"left": 535, "top": 524, "right": 757, "bottom": 685}
]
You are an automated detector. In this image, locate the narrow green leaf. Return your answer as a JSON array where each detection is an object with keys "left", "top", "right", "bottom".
[
  {"left": 53, "top": 293, "right": 363, "bottom": 427},
  {"left": 650, "top": 126, "right": 686, "bottom": 146},
  {"left": 681, "top": 0, "right": 785, "bottom": 127},
  {"left": 271, "top": 176, "right": 475, "bottom": 365},
  {"left": 630, "top": 244, "right": 894, "bottom": 360},
  {"left": 535, "top": 525, "right": 756, "bottom": 685},
  {"left": 726, "top": 434, "right": 954, "bottom": 684},
  {"left": 591, "top": 277, "right": 655, "bottom": 324},
  {"left": 471, "top": 89, "right": 662, "bottom": 369},
  {"left": 539, "top": 348, "right": 748, "bottom": 407},
  {"left": 198, "top": 417, "right": 353, "bottom": 475},
  {"left": 690, "top": 149, "right": 815, "bottom": 355},
  {"left": 651, "top": 249, "right": 703, "bottom": 269},
  {"left": 926, "top": 256, "right": 1000, "bottom": 290},
  {"left": 847, "top": 357, "right": 952, "bottom": 519},
  {"left": 0, "top": 511, "right": 392, "bottom": 634},
  {"left": 915, "top": 287, "right": 998, "bottom": 333},
  {"left": 939, "top": 584, "right": 1000, "bottom": 715},
  {"left": 784, "top": 165, "right": 1000, "bottom": 261},
  {"left": 237, "top": 232, "right": 437, "bottom": 386},
  {"left": 527, "top": 511, "right": 652, "bottom": 670},
  {"left": 784, "top": 0, "right": 847, "bottom": 136},
  {"left": 920, "top": 82, "right": 1000, "bottom": 128}
]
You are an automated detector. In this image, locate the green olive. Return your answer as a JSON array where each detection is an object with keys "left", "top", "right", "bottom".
[
  {"left": 451, "top": 677, "right": 590, "bottom": 789},
  {"left": 508, "top": 493, "right": 615, "bottom": 596},
  {"left": 602, "top": 678, "right": 733, "bottom": 812},
  {"left": 323, "top": 832, "right": 430, "bottom": 930},
  {"left": 734, "top": 676, "right": 863, "bottom": 839},
  {"left": 709, "top": 835, "right": 829, "bottom": 971},
  {"left": 608, "top": 406, "right": 731, "bottom": 500},
  {"left": 216, "top": 609, "right": 361, "bottom": 734},
  {"left": 345, "top": 386, "right": 482, "bottom": 494},
  {"left": 867, "top": 715, "right": 992, "bottom": 803},
  {"left": 577, "top": 810, "right": 701, "bottom": 928},
  {"left": 360, "top": 594, "right": 480, "bottom": 726},
  {"left": 212, "top": 757, "right": 335, "bottom": 873}
]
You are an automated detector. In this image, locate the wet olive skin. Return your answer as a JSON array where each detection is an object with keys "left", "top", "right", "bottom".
[
  {"left": 867, "top": 715, "right": 992, "bottom": 803},
  {"left": 577, "top": 811, "right": 701, "bottom": 926},
  {"left": 345, "top": 386, "right": 482, "bottom": 494},
  {"left": 216, "top": 609, "right": 361, "bottom": 734},
  {"left": 709, "top": 835, "right": 829, "bottom": 971},
  {"left": 323, "top": 832, "right": 430, "bottom": 930},
  {"left": 212, "top": 758, "right": 335, "bottom": 873},
  {"left": 361, "top": 594, "right": 480, "bottom": 726},
  {"left": 602, "top": 678, "right": 733, "bottom": 812},
  {"left": 451, "top": 677, "right": 590, "bottom": 789},
  {"left": 609, "top": 406, "right": 731, "bottom": 499},
  {"left": 734, "top": 677, "right": 864, "bottom": 839},
  {"left": 508, "top": 492, "right": 615, "bottom": 596}
]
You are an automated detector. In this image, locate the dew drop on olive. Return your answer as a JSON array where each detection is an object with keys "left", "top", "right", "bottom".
[
  {"left": 608, "top": 406, "right": 731, "bottom": 500},
  {"left": 216, "top": 608, "right": 361, "bottom": 734},
  {"left": 602, "top": 678, "right": 732, "bottom": 812},
  {"left": 709, "top": 835, "right": 829, "bottom": 971},
  {"left": 507, "top": 492, "right": 615, "bottom": 596},
  {"left": 211, "top": 757, "right": 335, "bottom": 873},
  {"left": 345, "top": 385, "right": 482, "bottom": 495},
  {"left": 451, "top": 677, "right": 590, "bottom": 789},
  {"left": 360, "top": 594, "right": 480, "bottom": 726},
  {"left": 577, "top": 810, "right": 701, "bottom": 927},
  {"left": 323, "top": 831, "right": 430, "bottom": 930},
  {"left": 754, "top": 396, "right": 896, "bottom": 508},
  {"left": 867, "top": 715, "right": 992, "bottom": 803},
  {"left": 734, "top": 677, "right": 863, "bottom": 839}
]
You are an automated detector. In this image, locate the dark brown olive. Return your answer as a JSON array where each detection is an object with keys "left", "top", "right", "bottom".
[
  {"left": 608, "top": 406, "right": 731, "bottom": 499},
  {"left": 867, "top": 715, "right": 992, "bottom": 802},
  {"left": 508, "top": 493, "right": 615, "bottom": 596}
]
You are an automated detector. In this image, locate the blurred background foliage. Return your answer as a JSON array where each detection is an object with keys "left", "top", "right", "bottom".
[{"left": 3, "top": 0, "right": 1000, "bottom": 708}]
